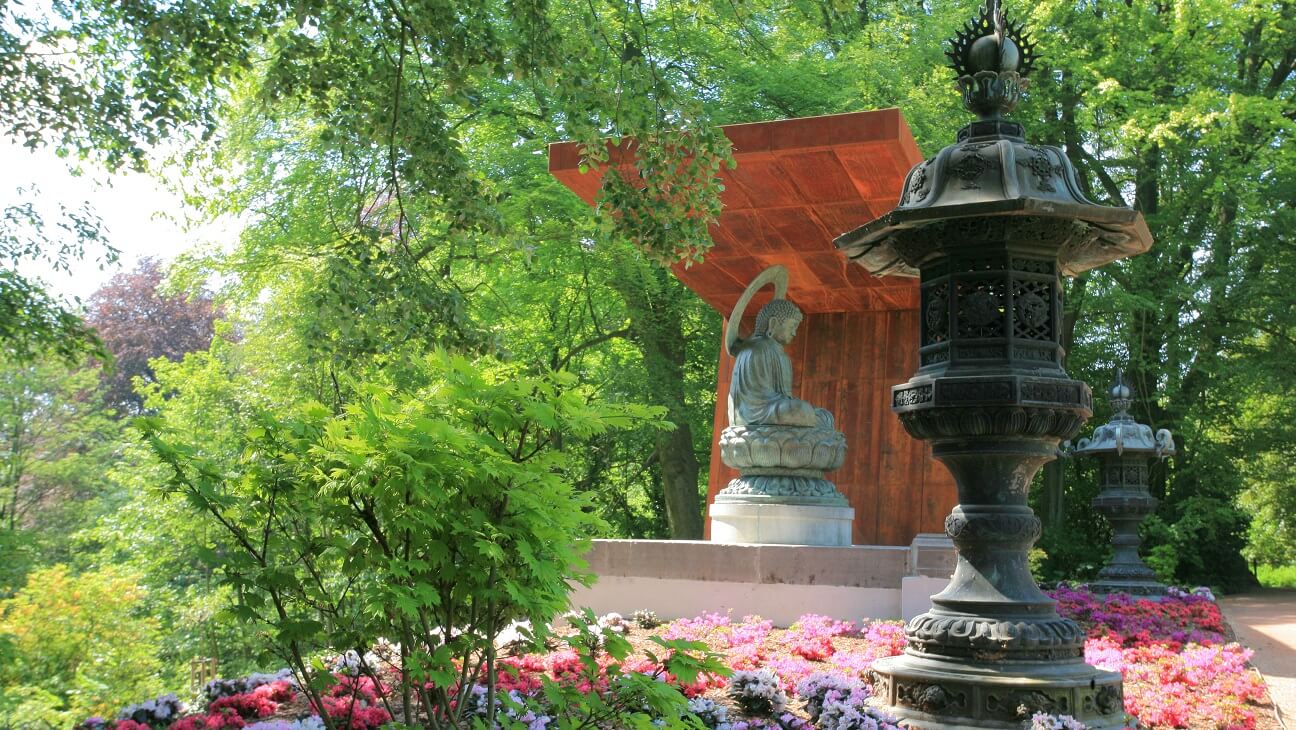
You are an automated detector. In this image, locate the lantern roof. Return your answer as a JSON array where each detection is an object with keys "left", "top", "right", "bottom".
[
  {"left": 1072, "top": 372, "right": 1175, "bottom": 459},
  {"left": 833, "top": 0, "right": 1153, "bottom": 278}
]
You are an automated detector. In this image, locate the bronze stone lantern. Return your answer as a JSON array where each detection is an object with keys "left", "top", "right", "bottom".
[
  {"left": 1070, "top": 373, "right": 1175, "bottom": 597},
  {"left": 833, "top": 1, "right": 1153, "bottom": 727}
]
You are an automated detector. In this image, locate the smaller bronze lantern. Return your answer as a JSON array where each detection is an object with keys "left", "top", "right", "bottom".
[{"left": 1069, "top": 372, "right": 1175, "bottom": 596}]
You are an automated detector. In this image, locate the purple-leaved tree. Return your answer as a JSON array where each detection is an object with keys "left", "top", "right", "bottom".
[{"left": 88, "top": 258, "right": 217, "bottom": 414}]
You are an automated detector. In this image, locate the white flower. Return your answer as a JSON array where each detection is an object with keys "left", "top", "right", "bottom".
[
  {"left": 1029, "top": 713, "right": 1087, "bottom": 730},
  {"left": 495, "top": 620, "right": 535, "bottom": 649},
  {"left": 727, "top": 669, "right": 788, "bottom": 715},
  {"left": 330, "top": 649, "right": 364, "bottom": 676},
  {"left": 687, "top": 697, "right": 733, "bottom": 730}
]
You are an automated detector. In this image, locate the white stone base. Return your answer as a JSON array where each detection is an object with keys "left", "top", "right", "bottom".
[
  {"left": 570, "top": 575, "right": 899, "bottom": 626},
  {"left": 709, "top": 502, "right": 855, "bottom": 546},
  {"left": 901, "top": 575, "right": 950, "bottom": 621},
  {"left": 568, "top": 539, "right": 957, "bottom": 624}
]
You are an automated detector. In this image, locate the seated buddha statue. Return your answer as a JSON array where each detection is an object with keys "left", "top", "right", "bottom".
[
  {"left": 728, "top": 297, "right": 834, "bottom": 431},
  {"left": 715, "top": 266, "right": 846, "bottom": 507}
]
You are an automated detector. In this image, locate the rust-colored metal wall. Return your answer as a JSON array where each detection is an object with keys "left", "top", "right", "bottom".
[{"left": 704, "top": 309, "right": 956, "bottom": 546}]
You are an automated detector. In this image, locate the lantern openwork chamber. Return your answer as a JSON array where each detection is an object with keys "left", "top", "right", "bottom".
[
  {"left": 833, "top": 1, "right": 1153, "bottom": 727},
  {"left": 1069, "top": 373, "right": 1175, "bottom": 597}
]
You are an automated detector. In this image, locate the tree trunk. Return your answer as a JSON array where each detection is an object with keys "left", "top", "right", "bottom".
[
  {"left": 610, "top": 265, "right": 705, "bottom": 539},
  {"left": 1035, "top": 76, "right": 1091, "bottom": 530},
  {"left": 1038, "top": 272, "right": 1088, "bottom": 529},
  {"left": 655, "top": 421, "right": 704, "bottom": 539}
]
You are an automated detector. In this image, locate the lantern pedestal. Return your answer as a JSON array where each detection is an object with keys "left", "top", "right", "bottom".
[
  {"left": 859, "top": 385, "right": 1129, "bottom": 728},
  {"left": 870, "top": 653, "right": 1125, "bottom": 730},
  {"left": 1090, "top": 482, "right": 1164, "bottom": 597}
]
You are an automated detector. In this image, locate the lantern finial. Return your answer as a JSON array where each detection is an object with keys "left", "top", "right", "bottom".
[
  {"left": 946, "top": 0, "right": 1039, "bottom": 119},
  {"left": 1109, "top": 370, "right": 1134, "bottom": 419}
]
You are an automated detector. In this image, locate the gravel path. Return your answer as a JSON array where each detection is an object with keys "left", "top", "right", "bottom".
[{"left": 1220, "top": 589, "right": 1296, "bottom": 729}]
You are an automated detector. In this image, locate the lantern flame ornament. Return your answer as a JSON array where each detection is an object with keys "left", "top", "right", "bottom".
[
  {"left": 946, "top": 0, "right": 1039, "bottom": 121},
  {"left": 833, "top": 1, "right": 1154, "bottom": 727}
]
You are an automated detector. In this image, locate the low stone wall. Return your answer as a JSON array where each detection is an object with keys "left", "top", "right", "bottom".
[{"left": 569, "top": 537, "right": 954, "bottom": 627}]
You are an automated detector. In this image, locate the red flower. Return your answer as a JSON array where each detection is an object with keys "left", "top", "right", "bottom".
[
  {"left": 209, "top": 692, "right": 276, "bottom": 719},
  {"left": 788, "top": 636, "right": 835, "bottom": 661},
  {"left": 166, "top": 709, "right": 246, "bottom": 730},
  {"left": 328, "top": 675, "right": 383, "bottom": 703},
  {"left": 318, "top": 696, "right": 391, "bottom": 729},
  {"left": 252, "top": 681, "right": 296, "bottom": 703}
]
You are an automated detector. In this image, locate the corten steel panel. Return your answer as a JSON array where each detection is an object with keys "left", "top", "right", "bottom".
[
  {"left": 549, "top": 109, "right": 957, "bottom": 547},
  {"left": 547, "top": 109, "right": 923, "bottom": 316}
]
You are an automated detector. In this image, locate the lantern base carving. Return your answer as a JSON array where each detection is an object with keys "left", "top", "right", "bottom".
[
  {"left": 1090, "top": 556, "right": 1167, "bottom": 597},
  {"left": 869, "top": 652, "right": 1128, "bottom": 729}
]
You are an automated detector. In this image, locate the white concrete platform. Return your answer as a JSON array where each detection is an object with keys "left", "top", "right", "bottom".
[{"left": 568, "top": 538, "right": 956, "bottom": 626}]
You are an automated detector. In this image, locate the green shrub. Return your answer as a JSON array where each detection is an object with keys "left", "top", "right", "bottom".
[
  {"left": 142, "top": 351, "right": 668, "bottom": 729},
  {"left": 1028, "top": 548, "right": 1049, "bottom": 583},
  {"left": 1145, "top": 544, "right": 1181, "bottom": 585},
  {"left": 1159, "top": 496, "right": 1253, "bottom": 592},
  {"left": 0, "top": 565, "right": 165, "bottom": 724},
  {"left": 1256, "top": 564, "right": 1296, "bottom": 588},
  {"left": 1032, "top": 529, "right": 1106, "bottom": 585}
]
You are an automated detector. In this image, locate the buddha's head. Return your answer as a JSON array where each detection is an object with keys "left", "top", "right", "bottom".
[{"left": 754, "top": 298, "right": 803, "bottom": 345}]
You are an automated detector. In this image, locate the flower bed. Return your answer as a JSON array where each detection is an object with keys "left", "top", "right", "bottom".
[
  {"left": 1055, "top": 586, "right": 1269, "bottom": 729},
  {"left": 81, "top": 589, "right": 1274, "bottom": 730}
]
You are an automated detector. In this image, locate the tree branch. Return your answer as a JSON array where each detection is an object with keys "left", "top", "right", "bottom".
[{"left": 557, "top": 328, "right": 631, "bottom": 370}]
